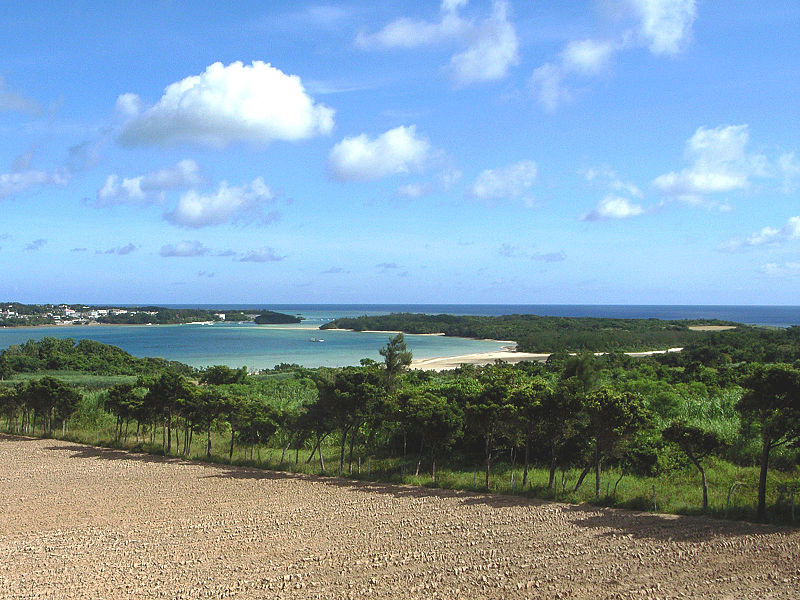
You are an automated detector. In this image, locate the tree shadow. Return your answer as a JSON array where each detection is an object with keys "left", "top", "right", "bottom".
[
  {"left": 14, "top": 435, "right": 796, "bottom": 541},
  {"left": 559, "top": 503, "right": 789, "bottom": 542}
]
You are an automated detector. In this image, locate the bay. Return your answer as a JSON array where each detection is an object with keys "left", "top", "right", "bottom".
[{"left": 3, "top": 304, "right": 799, "bottom": 370}]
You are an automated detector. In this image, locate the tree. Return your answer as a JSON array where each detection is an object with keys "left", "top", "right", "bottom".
[
  {"left": 662, "top": 421, "right": 728, "bottom": 510},
  {"left": 380, "top": 333, "right": 412, "bottom": 394},
  {"left": 465, "top": 365, "right": 519, "bottom": 488},
  {"left": 583, "top": 388, "right": 650, "bottom": 497},
  {"left": 200, "top": 365, "right": 248, "bottom": 386},
  {"left": 399, "top": 390, "right": 462, "bottom": 483},
  {"left": 738, "top": 363, "right": 800, "bottom": 521}
]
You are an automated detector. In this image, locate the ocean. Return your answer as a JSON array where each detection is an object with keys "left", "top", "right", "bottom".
[{"left": 2, "top": 305, "right": 798, "bottom": 370}]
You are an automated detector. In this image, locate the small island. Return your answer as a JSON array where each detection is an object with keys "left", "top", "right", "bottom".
[{"left": 254, "top": 311, "right": 302, "bottom": 324}]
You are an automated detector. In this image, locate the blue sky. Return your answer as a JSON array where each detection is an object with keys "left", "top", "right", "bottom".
[{"left": 1, "top": 1, "right": 798, "bottom": 304}]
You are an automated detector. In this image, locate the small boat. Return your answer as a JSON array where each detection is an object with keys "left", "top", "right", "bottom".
[{"left": 309, "top": 337, "right": 325, "bottom": 343}]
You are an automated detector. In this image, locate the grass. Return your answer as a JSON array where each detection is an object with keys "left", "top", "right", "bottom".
[
  {"left": 1, "top": 370, "right": 137, "bottom": 389},
  {"left": 5, "top": 422, "right": 798, "bottom": 526}
]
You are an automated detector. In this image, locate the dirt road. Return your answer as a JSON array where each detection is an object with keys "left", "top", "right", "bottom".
[{"left": 0, "top": 435, "right": 797, "bottom": 599}]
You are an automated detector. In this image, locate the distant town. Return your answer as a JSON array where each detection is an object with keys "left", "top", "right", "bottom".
[{"left": 0, "top": 303, "right": 301, "bottom": 327}]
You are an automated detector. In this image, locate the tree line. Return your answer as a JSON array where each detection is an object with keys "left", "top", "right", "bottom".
[{"left": 2, "top": 333, "right": 799, "bottom": 522}]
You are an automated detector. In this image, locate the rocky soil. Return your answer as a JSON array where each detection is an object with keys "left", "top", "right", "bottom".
[{"left": 1, "top": 435, "right": 798, "bottom": 599}]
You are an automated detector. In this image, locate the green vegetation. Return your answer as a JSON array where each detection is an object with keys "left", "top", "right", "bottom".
[
  {"left": 254, "top": 311, "right": 302, "bottom": 324},
  {"left": 321, "top": 312, "right": 739, "bottom": 353},
  {"left": 2, "top": 326, "right": 800, "bottom": 525}
]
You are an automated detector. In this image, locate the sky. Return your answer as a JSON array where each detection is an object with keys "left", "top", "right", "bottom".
[{"left": 1, "top": 0, "right": 798, "bottom": 305}]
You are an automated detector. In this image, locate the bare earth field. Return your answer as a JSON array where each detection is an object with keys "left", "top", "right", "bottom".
[{"left": 1, "top": 436, "right": 798, "bottom": 599}]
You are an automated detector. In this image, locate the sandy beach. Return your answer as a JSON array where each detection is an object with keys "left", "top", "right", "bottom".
[{"left": 411, "top": 347, "right": 684, "bottom": 371}]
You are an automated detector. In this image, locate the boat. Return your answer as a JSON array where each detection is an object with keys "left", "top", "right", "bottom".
[{"left": 309, "top": 337, "right": 325, "bottom": 343}]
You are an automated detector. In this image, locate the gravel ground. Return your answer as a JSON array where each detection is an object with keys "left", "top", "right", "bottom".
[{"left": 1, "top": 435, "right": 798, "bottom": 599}]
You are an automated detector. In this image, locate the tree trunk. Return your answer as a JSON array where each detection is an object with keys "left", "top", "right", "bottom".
[
  {"left": 548, "top": 443, "right": 557, "bottom": 490},
  {"left": 229, "top": 430, "right": 235, "bottom": 463},
  {"left": 757, "top": 437, "right": 771, "bottom": 521},
  {"left": 306, "top": 435, "right": 321, "bottom": 464},
  {"left": 280, "top": 438, "right": 291, "bottom": 465},
  {"left": 416, "top": 437, "right": 425, "bottom": 476},
  {"left": 522, "top": 432, "right": 530, "bottom": 488},
  {"left": 594, "top": 442, "right": 602, "bottom": 497},
  {"left": 348, "top": 429, "right": 356, "bottom": 474},
  {"left": 339, "top": 426, "right": 350, "bottom": 475},
  {"left": 573, "top": 463, "right": 592, "bottom": 492},
  {"left": 207, "top": 425, "right": 212, "bottom": 458},
  {"left": 431, "top": 444, "right": 437, "bottom": 484},
  {"left": 485, "top": 433, "right": 492, "bottom": 489}
]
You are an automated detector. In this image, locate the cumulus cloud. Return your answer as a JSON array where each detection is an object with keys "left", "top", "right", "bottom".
[
  {"left": 25, "top": 238, "right": 47, "bottom": 251},
  {"left": 562, "top": 39, "right": 618, "bottom": 75},
  {"left": 0, "top": 169, "right": 70, "bottom": 199},
  {"left": 237, "top": 247, "right": 285, "bottom": 263},
  {"left": 468, "top": 160, "right": 538, "bottom": 201},
  {"left": 355, "top": 0, "right": 468, "bottom": 49},
  {"left": 96, "top": 159, "right": 203, "bottom": 205},
  {"left": 357, "top": 1, "right": 518, "bottom": 86},
  {"left": 160, "top": 240, "right": 210, "bottom": 257},
  {"left": 581, "top": 195, "right": 646, "bottom": 221},
  {"left": 530, "top": 0, "right": 695, "bottom": 111},
  {"left": 117, "top": 61, "right": 334, "bottom": 148},
  {"left": 721, "top": 216, "right": 800, "bottom": 251},
  {"left": 321, "top": 266, "right": 346, "bottom": 274},
  {"left": 653, "top": 125, "right": 767, "bottom": 200},
  {"left": 329, "top": 125, "right": 432, "bottom": 181},
  {"left": 165, "top": 177, "right": 277, "bottom": 228},
  {"left": 628, "top": 0, "right": 697, "bottom": 56},
  {"left": 449, "top": 1, "right": 519, "bottom": 85}
]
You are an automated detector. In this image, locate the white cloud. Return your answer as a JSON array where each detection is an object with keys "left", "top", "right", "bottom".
[
  {"left": 0, "top": 76, "right": 39, "bottom": 114},
  {"left": 356, "top": 0, "right": 468, "bottom": 49},
  {"left": 396, "top": 183, "right": 432, "bottom": 198},
  {"left": 449, "top": 1, "right": 519, "bottom": 85},
  {"left": 628, "top": 0, "right": 697, "bottom": 56},
  {"left": 329, "top": 125, "right": 432, "bottom": 181},
  {"left": 357, "top": 1, "right": 518, "bottom": 86},
  {"left": 469, "top": 160, "right": 538, "bottom": 201},
  {"left": 160, "top": 240, "right": 210, "bottom": 258},
  {"left": 114, "top": 92, "right": 144, "bottom": 118},
  {"left": 581, "top": 195, "right": 645, "bottom": 221},
  {"left": 529, "top": 63, "right": 571, "bottom": 112},
  {"left": 529, "top": 0, "right": 695, "bottom": 111},
  {"left": 779, "top": 152, "right": 800, "bottom": 193},
  {"left": 562, "top": 39, "right": 618, "bottom": 75},
  {"left": 653, "top": 125, "right": 767, "bottom": 199},
  {"left": 0, "top": 169, "right": 70, "bottom": 199},
  {"left": 165, "top": 177, "right": 277, "bottom": 228},
  {"left": 721, "top": 216, "right": 800, "bottom": 251},
  {"left": 96, "top": 159, "right": 203, "bottom": 205},
  {"left": 761, "top": 262, "right": 800, "bottom": 278},
  {"left": 583, "top": 166, "right": 643, "bottom": 198},
  {"left": 237, "top": 247, "right": 285, "bottom": 263},
  {"left": 118, "top": 61, "right": 334, "bottom": 148}
]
